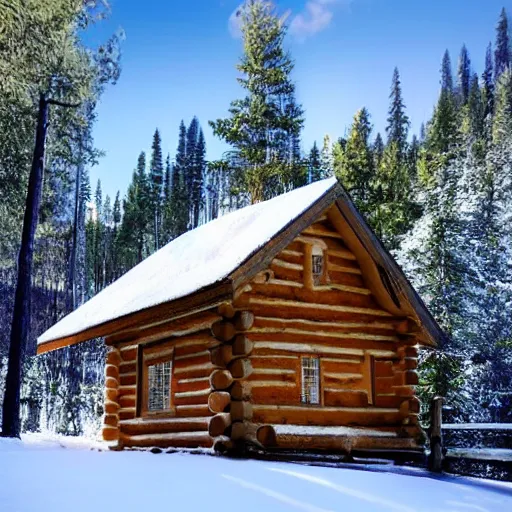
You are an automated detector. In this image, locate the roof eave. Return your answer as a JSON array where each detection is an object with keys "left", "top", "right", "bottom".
[{"left": 37, "top": 279, "right": 233, "bottom": 354}]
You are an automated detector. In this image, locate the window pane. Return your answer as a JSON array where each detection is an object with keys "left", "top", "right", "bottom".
[
  {"left": 301, "top": 357, "right": 320, "bottom": 405},
  {"left": 148, "top": 361, "right": 171, "bottom": 411},
  {"left": 312, "top": 255, "right": 323, "bottom": 277}
]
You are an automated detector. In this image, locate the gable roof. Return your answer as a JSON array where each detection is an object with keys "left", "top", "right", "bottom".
[{"left": 37, "top": 177, "right": 444, "bottom": 353}]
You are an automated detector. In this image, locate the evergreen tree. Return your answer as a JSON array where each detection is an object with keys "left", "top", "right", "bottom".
[
  {"left": 210, "top": 0, "right": 304, "bottom": 202},
  {"left": 386, "top": 67, "right": 409, "bottom": 154},
  {"left": 288, "top": 131, "right": 307, "bottom": 190},
  {"left": 373, "top": 133, "right": 384, "bottom": 168},
  {"left": 482, "top": 43, "right": 495, "bottom": 119},
  {"left": 457, "top": 44, "right": 471, "bottom": 104},
  {"left": 149, "top": 128, "right": 164, "bottom": 250},
  {"left": 494, "top": 8, "right": 510, "bottom": 80},
  {"left": 419, "top": 122, "right": 426, "bottom": 143},
  {"left": 186, "top": 117, "right": 199, "bottom": 211},
  {"left": 191, "top": 128, "right": 206, "bottom": 228},
  {"left": 441, "top": 50, "right": 454, "bottom": 92},
  {"left": 408, "top": 134, "right": 420, "bottom": 178},
  {"left": 373, "top": 141, "right": 419, "bottom": 249},
  {"left": 320, "top": 135, "right": 333, "bottom": 177},
  {"left": 164, "top": 122, "right": 189, "bottom": 240},
  {"left": 308, "top": 142, "right": 322, "bottom": 183},
  {"left": 113, "top": 191, "right": 121, "bottom": 227},
  {"left": 465, "top": 73, "right": 484, "bottom": 141},
  {"left": 333, "top": 108, "right": 374, "bottom": 214},
  {"left": 492, "top": 69, "right": 512, "bottom": 143},
  {"left": 119, "top": 152, "right": 150, "bottom": 268},
  {"left": 164, "top": 154, "right": 172, "bottom": 202}
]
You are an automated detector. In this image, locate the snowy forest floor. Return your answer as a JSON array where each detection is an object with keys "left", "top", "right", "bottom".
[{"left": 1, "top": 435, "right": 511, "bottom": 512}]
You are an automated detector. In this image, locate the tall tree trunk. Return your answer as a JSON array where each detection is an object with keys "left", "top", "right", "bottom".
[
  {"left": 68, "top": 159, "right": 82, "bottom": 312},
  {"left": 1, "top": 94, "right": 49, "bottom": 438}
]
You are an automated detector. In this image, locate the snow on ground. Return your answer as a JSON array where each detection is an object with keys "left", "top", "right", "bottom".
[{"left": 1, "top": 435, "right": 511, "bottom": 512}]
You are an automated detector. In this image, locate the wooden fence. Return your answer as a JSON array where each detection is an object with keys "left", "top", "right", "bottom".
[{"left": 427, "top": 397, "right": 512, "bottom": 481}]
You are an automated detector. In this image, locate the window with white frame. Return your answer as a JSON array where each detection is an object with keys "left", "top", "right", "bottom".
[
  {"left": 301, "top": 356, "right": 320, "bottom": 405},
  {"left": 147, "top": 360, "right": 172, "bottom": 412}
]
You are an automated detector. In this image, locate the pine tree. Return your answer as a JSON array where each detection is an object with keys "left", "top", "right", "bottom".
[
  {"left": 494, "top": 8, "right": 510, "bottom": 80},
  {"left": 320, "top": 135, "right": 333, "bottom": 177},
  {"left": 209, "top": 0, "right": 304, "bottom": 202},
  {"left": 334, "top": 108, "right": 374, "bottom": 215},
  {"left": 119, "top": 152, "right": 150, "bottom": 268},
  {"left": 191, "top": 128, "right": 206, "bottom": 228},
  {"left": 164, "top": 154, "right": 172, "bottom": 202},
  {"left": 441, "top": 50, "right": 454, "bottom": 92},
  {"left": 492, "top": 69, "right": 512, "bottom": 143},
  {"left": 186, "top": 117, "right": 199, "bottom": 211},
  {"left": 373, "top": 133, "right": 384, "bottom": 168},
  {"left": 386, "top": 67, "right": 409, "bottom": 154},
  {"left": 149, "top": 128, "right": 164, "bottom": 250},
  {"left": 164, "top": 122, "right": 189, "bottom": 240},
  {"left": 288, "top": 131, "right": 307, "bottom": 190},
  {"left": 373, "top": 141, "right": 420, "bottom": 249},
  {"left": 408, "top": 134, "right": 420, "bottom": 178},
  {"left": 308, "top": 142, "right": 322, "bottom": 183},
  {"left": 482, "top": 43, "right": 495, "bottom": 119},
  {"left": 419, "top": 122, "right": 426, "bottom": 143},
  {"left": 465, "top": 73, "right": 484, "bottom": 141},
  {"left": 457, "top": 44, "right": 471, "bottom": 104}
]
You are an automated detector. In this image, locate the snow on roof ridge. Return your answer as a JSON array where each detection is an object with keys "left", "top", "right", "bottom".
[{"left": 38, "top": 177, "right": 338, "bottom": 346}]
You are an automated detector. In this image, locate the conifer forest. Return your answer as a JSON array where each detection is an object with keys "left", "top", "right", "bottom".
[{"left": 0, "top": 0, "right": 511, "bottom": 439}]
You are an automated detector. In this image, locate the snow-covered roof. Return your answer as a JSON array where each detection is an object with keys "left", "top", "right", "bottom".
[{"left": 38, "top": 178, "right": 338, "bottom": 349}]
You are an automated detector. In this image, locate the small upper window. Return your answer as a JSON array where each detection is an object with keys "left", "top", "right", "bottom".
[
  {"left": 311, "top": 245, "right": 324, "bottom": 284},
  {"left": 147, "top": 360, "right": 172, "bottom": 412},
  {"left": 301, "top": 356, "right": 320, "bottom": 405}
]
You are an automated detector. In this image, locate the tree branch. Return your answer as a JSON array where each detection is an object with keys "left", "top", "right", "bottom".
[{"left": 46, "top": 98, "right": 81, "bottom": 108}]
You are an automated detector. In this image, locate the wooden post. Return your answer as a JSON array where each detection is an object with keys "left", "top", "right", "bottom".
[{"left": 428, "top": 396, "right": 443, "bottom": 472}]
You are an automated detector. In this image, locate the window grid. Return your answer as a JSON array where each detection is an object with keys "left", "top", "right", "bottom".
[
  {"left": 147, "top": 361, "right": 171, "bottom": 411},
  {"left": 301, "top": 357, "right": 320, "bottom": 405},
  {"left": 312, "top": 255, "right": 323, "bottom": 277}
]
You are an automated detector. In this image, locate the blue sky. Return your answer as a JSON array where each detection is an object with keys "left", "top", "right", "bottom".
[{"left": 86, "top": 0, "right": 507, "bottom": 199}]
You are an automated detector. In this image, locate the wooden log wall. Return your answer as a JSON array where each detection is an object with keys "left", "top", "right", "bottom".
[
  {"left": 232, "top": 215, "right": 423, "bottom": 450},
  {"left": 107, "top": 309, "right": 224, "bottom": 450}
]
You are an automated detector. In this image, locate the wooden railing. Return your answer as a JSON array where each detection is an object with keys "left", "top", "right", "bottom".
[{"left": 427, "top": 397, "right": 512, "bottom": 481}]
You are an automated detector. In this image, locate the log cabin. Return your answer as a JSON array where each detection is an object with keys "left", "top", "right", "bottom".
[{"left": 37, "top": 177, "right": 444, "bottom": 457}]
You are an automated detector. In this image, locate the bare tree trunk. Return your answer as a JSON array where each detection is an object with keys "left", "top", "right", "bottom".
[
  {"left": 1, "top": 94, "right": 49, "bottom": 438},
  {"left": 68, "top": 159, "right": 82, "bottom": 312}
]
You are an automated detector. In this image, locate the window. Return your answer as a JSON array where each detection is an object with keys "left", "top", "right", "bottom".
[
  {"left": 138, "top": 341, "right": 175, "bottom": 416},
  {"left": 311, "top": 245, "right": 324, "bottom": 285},
  {"left": 301, "top": 357, "right": 320, "bottom": 405},
  {"left": 147, "top": 361, "right": 172, "bottom": 412},
  {"left": 312, "top": 255, "right": 323, "bottom": 277}
]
